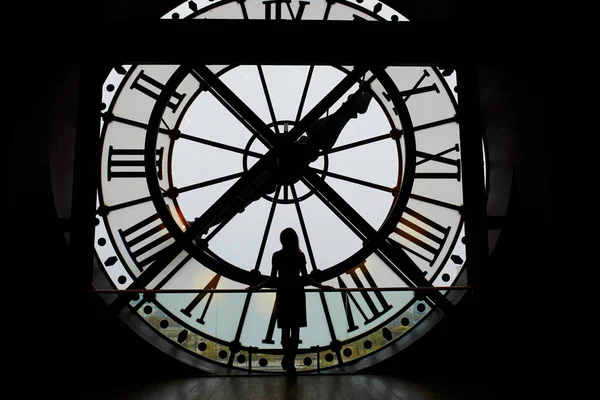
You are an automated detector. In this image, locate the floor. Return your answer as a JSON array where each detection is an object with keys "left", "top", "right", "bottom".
[{"left": 83, "top": 374, "right": 500, "bottom": 399}]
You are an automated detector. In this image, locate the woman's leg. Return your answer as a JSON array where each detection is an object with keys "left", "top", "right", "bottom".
[
  {"left": 281, "top": 327, "right": 290, "bottom": 369},
  {"left": 287, "top": 327, "right": 300, "bottom": 372}
]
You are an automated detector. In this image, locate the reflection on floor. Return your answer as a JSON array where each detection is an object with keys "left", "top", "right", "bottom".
[{"left": 84, "top": 373, "right": 499, "bottom": 399}]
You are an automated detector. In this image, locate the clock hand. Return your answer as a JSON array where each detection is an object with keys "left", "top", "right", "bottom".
[
  {"left": 199, "top": 85, "right": 373, "bottom": 230},
  {"left": 204, "top": 87, "right": 373, "bottom": 228},
  {"left": 198, "top": 69, "right": 371, "bottom": 231},
  {"left": 193, "top": 170, "right": 277, "bottom": 237},
  {"left": 299, "top": 84, "right": 373, "bottom": 161},
  {"left": 111, "top": 67, "right": 369, "bottom": 313}
]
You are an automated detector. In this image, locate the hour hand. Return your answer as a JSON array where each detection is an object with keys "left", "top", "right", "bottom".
[
  {"left": 301, "top": 86, "right": 373, "bottom": 154},
  {"left": 343, "top": 86, "right": 373, "bottom": 116}
]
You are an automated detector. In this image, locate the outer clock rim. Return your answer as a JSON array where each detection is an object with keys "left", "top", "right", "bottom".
[
  {"left": 92, "top": 63, "right": 467, "bottom": 374},
  {"left": 144, "top": 64, "right": 416, "bottom": 285}
]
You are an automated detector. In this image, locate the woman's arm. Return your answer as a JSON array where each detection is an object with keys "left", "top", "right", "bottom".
[
  {"left": 301, "top": 257, "right": 333, "bottom": 290},
  {"left": 247, "top": 255, "right": 278, "bottom": 290},
  {"left": 247, "top": 276, "right": 271, "bottom": 291},
  {"left": 307, "top": 275, "right": 334, "bottom": 290}
]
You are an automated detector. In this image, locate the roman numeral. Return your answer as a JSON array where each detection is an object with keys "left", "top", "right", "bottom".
[
  {"left": 400, "top": 69, "right": 439, "bottom": 101},
  {"left": 398, "top": 85, "right": 439, "bottom": 101},
  {"left": 261, "top": 301, "right": 278, "bottom": 344},
  {"left": 415, "top": 144, "right": 460, "bottom": 181},
  {"left": 107, "top": 146, "right": 164, "bottom": 181},
  {"left": 263, "top": 0, "right": 309, "bottom": 20},
  {"left": 410, "top": 193, "right": 462, "bottom": 212},
  {"left": 338, "top": 262, "right": 393, "bottom": 332},
  {"left": 118, "top": 212, "right": 172, "bottom": 271},
  {"left": 393, "top": 207, "right": 450, "bottom": 266},
  {"left": 130, "top": 70, "right": 187, "bottom": 113},
  {"left": 383, "top": 69, "right": 440, "bottom": 115},
  {"left": 180, "top": 273, "right": 222, "bottom": 324}
]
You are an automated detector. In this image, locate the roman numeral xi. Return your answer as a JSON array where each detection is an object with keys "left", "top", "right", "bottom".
[{"left": 130, "top": 70, "right": 187, "bottom": 113}]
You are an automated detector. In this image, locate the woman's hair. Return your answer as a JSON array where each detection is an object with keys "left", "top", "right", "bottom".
[{"left": 280, "top": 227, "right": 300, "bottom": 251}]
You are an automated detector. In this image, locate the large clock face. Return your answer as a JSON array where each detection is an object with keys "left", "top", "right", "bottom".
[{"left": 93, "top": 0, "right": 476, "bottom": 374}]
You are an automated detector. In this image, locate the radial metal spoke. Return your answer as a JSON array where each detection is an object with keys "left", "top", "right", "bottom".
[
  {"left": 295, "top": 65, "right": 315, "bottom": 123},
  {"left": 105, "top": 195, "right": 152, "bottom": 213},
  {"left": 290, "top": 185, "right": 318, "bottom": 272},
  {"left": 292, "top": 2, "right": 331, "bottom": 124},
  {"left": 410, "top": 193, "right": 461, "bottom": 212},
  {"left": 239, "top": 0, "right": 278, "bottom": 136},
  {"left": 323, "top": 132, "right": 393, "bottom": 155},
  {"left": 177, "top": 172, "right": 245, "bottom": 195},
  {"left": 106, "top": 173, "right": 247, "bottom": 212},
  {"left": 256, "top": 65, "right": 280, "bottom": 135},
  {"left": 309, "top": 167, "right": 395, "bottom": 193},
  {"left": 103, "top": 114, "right": 170, "bottom": 134},
  {"left": 254, "top": 185, "right": 281, "bottom": 271},
  {"left": 299, "top": 177, "right": 365, "bottom": 241},
  {"left": 179, "top": 132, "right": 263, "bottom": 158},
  {"left": 323, "top": 116, "right": 459, "bottom": 157}
]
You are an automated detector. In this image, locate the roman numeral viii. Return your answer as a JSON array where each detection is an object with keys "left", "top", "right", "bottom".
[
  {"left": 338, "top": 262, "right": 393, "bottom": 332},
  {"left": 118, "top": 212, "right": 172, "bottom": 271}
]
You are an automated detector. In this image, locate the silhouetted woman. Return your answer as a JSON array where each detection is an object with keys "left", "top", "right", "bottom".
[{"left": 250, "top": 227, "right": 330, "bottom": 373}]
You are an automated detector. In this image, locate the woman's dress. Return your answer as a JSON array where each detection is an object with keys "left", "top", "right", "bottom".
[{"left": 272, "top": 250, "right": 307, "bottom": 328}]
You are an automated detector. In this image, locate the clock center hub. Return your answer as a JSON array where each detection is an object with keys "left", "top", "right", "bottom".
[
  {"left": 242, "top": 121, "right": 329, "bottom": 204},
  {"left": 272, "top": 143, "right": 310, "bottom": 185}
]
